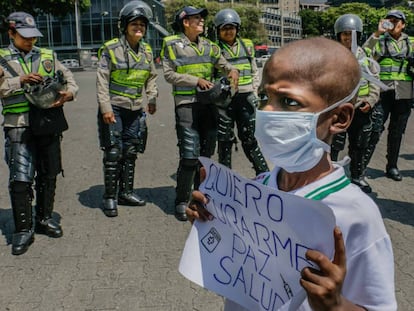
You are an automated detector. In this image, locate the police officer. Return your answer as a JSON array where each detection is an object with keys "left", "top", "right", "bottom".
[
  {"left": 0, "top": 12, "right": 78, "bottom": 255},
  {"left": 161, "top": 6, "right": 239, "bottom": 221},
  {"left": 97, "top": 1, "right": 158, "bottom": 217},
  {"left": 331, "top": 14, "right": 380, "bottom": 193},
  {"left": 213, "top": 9, "right": 268, "bottom": 175},
  {"left": 363, "top": 10, "right": 413, "bottom": 181}
]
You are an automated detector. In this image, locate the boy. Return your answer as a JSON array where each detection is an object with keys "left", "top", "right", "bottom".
[{"left": 187, "top": 37, "right": 396, "bottom": 311}]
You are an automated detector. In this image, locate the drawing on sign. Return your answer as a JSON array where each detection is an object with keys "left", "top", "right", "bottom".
[{"left": 201, "top": 227, "right": 222, "bottom": 253}]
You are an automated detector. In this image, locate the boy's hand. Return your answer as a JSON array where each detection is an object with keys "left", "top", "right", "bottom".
[
  {"left": 186, "top": 167, "right": 213, "bottom": 223},
  {"left": 186, "top": 190, "right": 213, "bottom": 224},
  {"left": 300, "top": 227, "right": 349, "bottom": 311}
]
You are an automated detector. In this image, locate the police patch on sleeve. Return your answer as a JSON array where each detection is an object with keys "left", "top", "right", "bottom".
[
  {"left": 212, "top": 44, "right": 220, "bottom": 57},
  {"left": 42, "top": 60, "right": 53, "bottom": 74}
]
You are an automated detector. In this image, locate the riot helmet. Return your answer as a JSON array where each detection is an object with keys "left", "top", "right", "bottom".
[
  {"left": 24, "top": 70, "right": 67, "bottom": 109},
  {"left": 118, "top": 0, "right": 153, "bottom": 34},
  {"left": 213, "top": 9, "right": 241, "bottom": 30},
  {"left": 334, "top": 14, "right": 363, "bottom": 43},
  {"left": 196, "top": 77, "right": 232, "bottom": 108}
]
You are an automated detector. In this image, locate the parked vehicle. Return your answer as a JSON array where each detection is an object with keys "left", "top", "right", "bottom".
[
  {"left": 61, "top": 59, "right": 80, "bottom": 68},
  {"left": 256, "top": 54, "right": 271, "bottom": 68}
]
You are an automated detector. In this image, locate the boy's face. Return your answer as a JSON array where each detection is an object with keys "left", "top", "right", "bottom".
[
  {"left": 261, "top": 55, "right": 335, "bottom": 141},
  {"left": 261, "top": 59, "right": 327, "bottom": 113}
]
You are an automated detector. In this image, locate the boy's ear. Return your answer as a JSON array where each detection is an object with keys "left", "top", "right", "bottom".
[{"left": 330, "top": 102, "right": 354, "bottom": 135}]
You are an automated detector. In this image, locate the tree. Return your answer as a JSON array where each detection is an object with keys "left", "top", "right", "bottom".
[
  {"left": 0, "top": 0, "right": 91, "bottom": 18},
  {"left": 299, "top": 9, "right": 323, "bottom": 37},
  {"left": 163, "top": 0, "right": 268, "bottom": 45},
  {"left": 301, "top": 3, "right": 414, "bottom": 38}
]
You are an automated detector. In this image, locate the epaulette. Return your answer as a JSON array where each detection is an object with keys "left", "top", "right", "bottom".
[
  {"left": 98, "top": 38, "right": 121, "bottom": 59},
  {"left": 209, "top": 40, "right": 221, "bottom": 57},
  {"left": 141, "top": 42, "right": 153, "bottom": 63}
]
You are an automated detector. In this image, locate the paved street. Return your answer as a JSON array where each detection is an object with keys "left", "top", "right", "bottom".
[{"left": 0, "top": 69, "right": 413, "bottom": 311}]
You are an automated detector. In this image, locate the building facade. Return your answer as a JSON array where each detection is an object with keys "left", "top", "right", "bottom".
[
  {"left": 0, "top": 0, "right": 303, "bottom": 63},
  {"left": 0, "top": 0, "right": 167, "bottom": 64},
  {"left": 261, "top": 3, "right": 302, "bottom": 51}
]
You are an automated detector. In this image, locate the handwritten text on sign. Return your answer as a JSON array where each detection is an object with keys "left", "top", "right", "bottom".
[{"left": 179, "top": 158, "right": 336, "bottom": 311}]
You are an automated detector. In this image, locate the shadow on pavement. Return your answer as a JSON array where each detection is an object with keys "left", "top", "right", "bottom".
[
  {"left": 366, "top": 167, "right": 414, "bottom": 179},
  {"left": 77, "top": 184, "right": 176, "bottom": 216},
  {"left": 370, "top": 193, "right": 414, "bottom": 227},
  {"left": 77, "top": 185, "right": 104, "bottom": 209},
  {"left": 400, "top": 153, "right": 414, "bottom": 160},
  {"left": 0, "top": 208, "right": 13, "bottom": 243},
  {"left": 139, "top": 186, "right": 175, "bottom": 215},
  {"left": 0, "top": 208, "right": 62, "bottom": 243}
]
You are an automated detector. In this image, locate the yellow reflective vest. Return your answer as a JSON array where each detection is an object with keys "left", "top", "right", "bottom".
[
  {"left": 99, "top": 38, "right": 152, "bottom": 99},
  {"left": 0, "top": 48, "right": 55, "bottom": 115},
  {"left": 161, "top": 35, "right": 221, "bottom": 96},
  {"left": 374, "top": 34, "right": 413, "bottom": 81},
  {"left": 218, "top": 38, "right": 254, "bottom": 87}
]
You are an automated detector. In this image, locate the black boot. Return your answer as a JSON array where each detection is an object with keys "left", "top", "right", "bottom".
[
  {"left": 102, "top": 198, "right": 118, "bottom": 217},
  {"left": 34, "top": 176, "right": 63, "bottom": 238},
  {"left": 243, "top": 143, "right": 269, "bottom": 175},
  {"left": 330, "top": 149, "right": 340, "bottom": 162},
  {"left": 102, "top": 154, "right": 120, "bottom": 217},
  {"left": 331, "top": 132, "right": 347, "bottom": 162},
  {"left": 386, "top": 167, "right": 402, "bottom": 181},
  {"left": 361, "top": 128, "right": 381, "bottom": 182},
  {"left": 386, "top": 135, "right": 403, "bottom": 181},
  {"left": 351, "top": 177, "right": 372, "bottom": 193},
  {"left": 118, "top": 158, "right": 146, "bottom": 206},
  {"left": 175, "top": 159, "right": 198, "bottom": 222},
  {"left": 218, "top": 141, "right": 233, "bottom": 169},
  {"left": 12, "top": 231, "right": 34, "bottom": 256},
  {"left": 349, "top": 150, "right": 372, "bottom": 193},
  {"left": 10, "top": 181, "right": 35, "bottom": 255}
]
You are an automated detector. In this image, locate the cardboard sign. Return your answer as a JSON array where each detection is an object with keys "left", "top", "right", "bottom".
[{"left": 179, "top": 158, "right": 336, "bottom": 310}]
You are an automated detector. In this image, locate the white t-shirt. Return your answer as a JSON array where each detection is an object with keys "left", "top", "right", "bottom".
[{"left": 224, "top": 165, "right": 396, "bottom": 311}]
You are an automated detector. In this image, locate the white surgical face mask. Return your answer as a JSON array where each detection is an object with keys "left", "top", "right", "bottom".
[{"left": 255, "top": 85, "right": 359, "bottom": 173}]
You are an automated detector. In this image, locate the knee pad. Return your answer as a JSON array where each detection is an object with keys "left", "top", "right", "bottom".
[
  {"left": 176, "top": 126, "right": 200, "bottom": 159},
  {"left": 371, "top": 105, "right": 384, "bottom": 133},
  {"left": 237, "top": 117, "right": 256, "bottom": 145},
  {"left": 5, "top": 129, "right": 35, "bottom": 183},
  {"left": 123, "top": 144, "right": 138, "bottom": 160},
  {"left": 217, "top": 113, "right": 234, "bottom": 141},
  {"left": 104, "top": 146, "right": 122, "bottom": 163},
  {"left": 98, "top": 116, "right": 121, "bottom": 149}
]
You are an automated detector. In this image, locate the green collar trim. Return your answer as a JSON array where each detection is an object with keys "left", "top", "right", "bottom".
[
  {"left": 261, "top": 172, "right": 350, "bottom": 201},
  {"left": 304, "top": 175, "right": 350, "bottom": 201}
]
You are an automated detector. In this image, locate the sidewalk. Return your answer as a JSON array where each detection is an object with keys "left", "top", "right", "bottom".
[{"left": 0, "top": 69, "right": 412, "bottom": 311}]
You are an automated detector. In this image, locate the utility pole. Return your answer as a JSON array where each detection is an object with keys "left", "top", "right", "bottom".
[
  {"left": 75, "top": 0, "right": 81, "bottom": 50},
  {"left": 101, "top": 11, "right": 109, "bottom": 43}
]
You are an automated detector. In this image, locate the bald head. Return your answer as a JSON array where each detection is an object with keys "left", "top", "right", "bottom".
[{"left": 263, "top": 37, "right": 360, "bottom": 104}]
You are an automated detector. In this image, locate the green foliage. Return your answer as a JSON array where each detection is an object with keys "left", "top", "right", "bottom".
[
  {"left": 0, "top": 0, "right": 91, "bottom": 18},
  {"left": 163, "top": 0, "right": 268, "bottom": 45},
  {"left": 301, "top": 2, "right": 414, "bottom": 38},
  {"left": 299, "top": 9, "right": 322, "bottom": 37}
]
